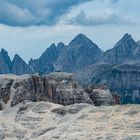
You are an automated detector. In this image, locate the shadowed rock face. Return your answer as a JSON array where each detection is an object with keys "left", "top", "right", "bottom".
[
  {"left": 76, "top": 64, "right": 140, "bottom": 104},
  {"left": 106, "top": 64, "right": 140, "bottom": 104},
  {"left": 0, "top": 49, "right": 12, "bottom": 74}
]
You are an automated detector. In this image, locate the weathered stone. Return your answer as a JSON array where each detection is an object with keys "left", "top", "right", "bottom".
[{"left": 0, "top": 72, "right": 93, "bottom": 109}]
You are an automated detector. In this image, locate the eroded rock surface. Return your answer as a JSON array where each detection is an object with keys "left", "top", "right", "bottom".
[{"left": 0, "top": 101, "right": 139, "bottom": 140}]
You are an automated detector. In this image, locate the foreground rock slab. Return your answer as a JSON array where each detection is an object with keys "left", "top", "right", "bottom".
[{"left": 0, "top": 101, "right": 139, "bottom": 140}]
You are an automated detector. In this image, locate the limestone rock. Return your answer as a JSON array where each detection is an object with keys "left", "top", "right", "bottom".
[{"left": 0, "top": 101, "right": 139, "bottom": 140}]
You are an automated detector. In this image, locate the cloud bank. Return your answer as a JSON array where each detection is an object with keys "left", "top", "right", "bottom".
[{"left": 0, "top": 0, "right": 92, "bottom": 26}]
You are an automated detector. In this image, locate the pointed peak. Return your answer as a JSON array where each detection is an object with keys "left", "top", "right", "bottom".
[
  {"left": 50, "top": 43, "right": 56, "bottom": 48},
  {"left": 69, "top": 33, "right": 93, "bottom": 46},
  {"left": 1, "top": 48, "right": 8, "bottom": 54},
  {"left": 121, "top": 33, "right": 132, "bottom": 40},
  {"left": 113, "top": 33, "right": 136, "bottom": 48},
  {"left": 76, "top": 33, "right": 87, "bottom": 39},
  {"left": 57, "top": 42, "right": 65, "bottom": 48},
  {"left": 14, "top": 54, "right": 21, "bottom": 59},
  {"left": 13, "top": 54, "right": 25, "bottom": 63},
  {"left": 73, "top": 33, "right": 89, "bottom": 41}
]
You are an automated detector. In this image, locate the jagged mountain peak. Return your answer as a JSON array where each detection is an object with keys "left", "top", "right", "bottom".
[
  {"left": 12, "top": 54, "right": 24, "bottom": 62},
  {"left": 12, "top": 54, "right": 32, "bottom": 75},
  {"left": 1, "top": 48, "right": 9, "bottom": 55},
  {"left": 122, "top": 33, "right": 132, "bottom": 40},
  {"left": 69, "top": 33, "right": 96, "bottom": 47},
  {"left": 114, "top": 33, "right": 136, "bottom": 48},
  {"left": 50, "top": 43, "right": 56, "bottom": 48},
  {"left": 57, "top": 42, "right": 65, "bottom": 48}
]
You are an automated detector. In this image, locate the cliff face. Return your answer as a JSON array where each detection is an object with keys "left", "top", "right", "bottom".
[
  {"left": 106, "top": 64, "right": 140, "bottom": 104},
  {"left": 76, "top": 64, "right": 140, "bottom": 104},
  {"left": 0, "top": 73, "right": 93, "bottom": 110},
  {"left": 80, "top": 64, "right": 140, "bottom": 103}
]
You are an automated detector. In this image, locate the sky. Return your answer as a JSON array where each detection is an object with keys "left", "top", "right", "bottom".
[{"left": 0, "top": 0, "right": 140, "bottom": 62}]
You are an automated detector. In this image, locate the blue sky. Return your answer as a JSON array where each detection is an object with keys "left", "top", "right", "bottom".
[{"left": 0, "top": 0, "right": 140, "bottom": 62}]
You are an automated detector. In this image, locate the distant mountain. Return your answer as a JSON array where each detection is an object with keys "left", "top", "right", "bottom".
[
  {"left": 29, "top": 42, "right": 65, "bottom": 74},
  {"left": 0, "top": 49, "right": 11, "bottom": 74},
  {"left": 12, "top": 54, "right": 33, "bottom": 75},
  {"left": 0, "top": 33, "right": 140, "bottom": 104},
  {"left": 0, "top": 50, "right": 32, "bottom": 75},
  {"left": 101, "top": 33, "right": 139, "bottom": 64},
  {"left": 54, "top": 33, "right": 103, "bottom": 72}
]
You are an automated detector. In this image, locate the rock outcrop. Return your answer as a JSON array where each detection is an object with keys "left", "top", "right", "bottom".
[
  {"left": 84, "top": 85, "right": 117, "bottom": 106},
  {"left": 0, "top": 72, "right": 93, "bottom": 110},
  {"left": 0, "top": 101, "right": 139, "bottom": 140}
]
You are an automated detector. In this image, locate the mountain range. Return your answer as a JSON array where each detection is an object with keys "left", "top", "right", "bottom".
[
  {"left": 1, "top": 33, "right": 140, "bottom": 75},
  {"left": 0, "top": 33, "right": 140, "bottom": 104}
]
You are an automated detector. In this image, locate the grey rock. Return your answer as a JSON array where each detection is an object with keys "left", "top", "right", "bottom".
[
  {"left": 54, "top": 33, "right": 102, "bottom": 72},
  {"left": 101, "top": 33, "right": 138, "bottom": 64},
  {"left": 0, "top": 48, "right": 11, "bottom": 74},
  {"left": 12, "top": 54, "right": 33, "bottom": 75},
  {"left": 89, "top": 89, "right": 115, "bottom": 106},
  {"left": 29, "top": 42, "right": 65, "bottom": 74}
]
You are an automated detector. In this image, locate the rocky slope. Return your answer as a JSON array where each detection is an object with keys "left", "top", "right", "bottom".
[
  {"left": 76, "top": 64, "right": 140, "bottom": 104},
  {"left": 0, "top": 101, "right": 139, "bottom": 140}
]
